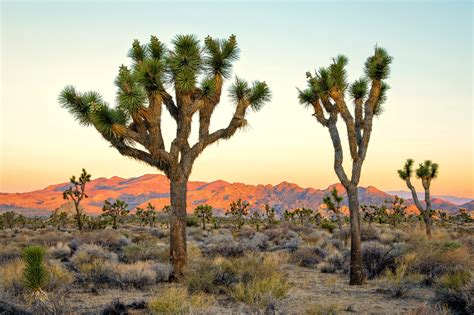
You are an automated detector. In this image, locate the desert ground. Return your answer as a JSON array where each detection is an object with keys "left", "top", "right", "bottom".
[{"left": 0, "top": 214, "right": 472, "bottom": 314}]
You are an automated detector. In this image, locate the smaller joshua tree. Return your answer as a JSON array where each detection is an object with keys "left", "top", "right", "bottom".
[
  {"left": 323, "top": 187, "right": 344, "bottom": 231},
  {"left": 136, "top": 203, "right": 157, "bottom": 227},
  {"left": 398, "top": 159, "right": 439, "bottom": 238},
  {"left": 102, "top": 199, "right": 129, "bottom": 229},
  {"left": 194, "top": 204, "right": 213, "bottom": 230},
  {"left": 264, "top": 204, "right": 277, "bottom": 228},
  {"left": 293, "top": 208, "right": 314, "bottom": 225},
  {"left": 249, "top": 210, "right": 263, "bottom": 231},
  {"left": 161, "top": 205, "right": 172, "bottom": 228},
  {"left": 226, "top": 199, "right": 249, "bottom": 230},
  {"left": 385, "top": 195, "right": 407, "bottom": 227},
  {"left": 63, "top": 169, "right": 91, "bottom": 231}
]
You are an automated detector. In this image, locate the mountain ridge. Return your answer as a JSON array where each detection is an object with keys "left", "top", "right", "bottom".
[{"left": 1, "top": 174, "right": 471, "bottom": 216}]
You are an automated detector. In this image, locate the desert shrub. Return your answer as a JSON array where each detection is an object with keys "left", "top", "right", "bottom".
[
  {"left": 45, "top": 261, "right": 74, "bottom": 291},
  {"left": 71, "top": 244, "right": 118, "bottom": 284},
  {"left": 30, "top": 231, "right": 72, "bottom": 247},
  {"left": 302, "top": 230, "right": 330, "bottom": 244},
  {"left": 435, "top": 270, "right": 472, "bottom": 314},
  {"left": 121, "top": 242, "right": 168, "bottom": 263},
  {"left": 0, "top": 259, "right": 24, "bottom": 296},
  {"left": 114, "top": 261, "right": 157, "bottom": 288},
  {"left": 263, "top": 228, "right": 300, "bottom": 251},
  {"left": 377, "top": 262, "right": 422, "bottom": 298},
  {"left": 321, "top": 221, "right": 336, "bottom": 233},
  {"left": 408, "top": 239, "right": 472, "bottom": 285},
  {"left": 360, "top": 224, "right": 381, "bottom": 241},
  {"left": 304, "top": 303, "right": 340, "bottom": 315},
  {"left": 101, "top": 299, "right": 128, "bottom": 315},
  {"left": 322, "top": 251, "right": 348, "bottom": 273},
  {"left": 0, "top": 243, "right": 21, "bottom": 265},
  {"left": 362, "top": 241, "right": 400, "bottom": 279},
  {"left": 186, "top": 215, "right": 199, "bottom": 227},
  {"left": 238, "top": 232, "right": 269, "bottom": 251},
  {"left": 186, "top": 259, "right": 221, "bottom": 294},
  {"left": 71, "top": 244, "right": 118, "bottom": 266},
  {"left": 405, "top": 304, "right": 451, "bottom": 315},
  {"left": 152, "top": 263, "right": 172, "bottom": 282},
  {"left": 231, "top": 273, "right": 290, "bottom": 309},
  {"left": 201, "top": 234, "right": 245, "bottom": 257},
  {"left": 290, "top": 246, "right": 327, "bottom": 268},
  {"left": 47, "top": 242, "right": 71, "bottom": 260},
  {"left": 319, "top": 262, "right": 336, "bottom": 273},
  {"left": 148, "top": 287, "right": 215, "bottom": 314},
  {"left": 74, "top": 229, "right": 130, "bottom": 249}
]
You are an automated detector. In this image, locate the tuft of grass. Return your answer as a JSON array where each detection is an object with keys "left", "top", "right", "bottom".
[
  {"left": 231, "top": 273, "right": 290, "bottom": 308},
  {"left": 148, "top": 287, "right": 215, "bottom": 314},
  {"left": 304, "top": 303, "right": 340, "bottom": 315}
]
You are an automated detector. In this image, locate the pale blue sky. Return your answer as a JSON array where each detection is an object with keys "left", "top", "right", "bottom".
[{"left": 1, "top": 1, "right": 473, "bottom": 197}]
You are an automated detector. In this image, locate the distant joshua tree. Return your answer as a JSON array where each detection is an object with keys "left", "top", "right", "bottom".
[
  {"left": 102, "top": 199, "right": 129, "bottom": 229},
  {"left": 398, "top": 159, "right": 439, "bottom": 238},
  {"left": 323, "top": 187, "right": 344, "bottom": 231},
  {"left": 194, "top": 204, "right": 213, "bottom": 230},
  {"left": 59, "top": 35, "right": 270, "bottom": 276},
  {"left": 249, "top": 210, "right": 263, "bottom": 231},
  {"left": 136, "top": 203, "right": 158, "bottom": 227},
  {"left": 298, "top": 47, "right": 393, "bottom": 285},
  {"left": 385, "top": 195, "right": 407, "bottom": 227},
  {"left": 264, "top": 204, "right": 277, "bottom": 228},
  {"left": 293, "top": 208, "right": 314, "bottom": 225},
  {"left": 226, "top": 199, "right": 250, "bottom": 230},
  {"left": 63, "top": 168, "right": 91, "bottom": 231}
]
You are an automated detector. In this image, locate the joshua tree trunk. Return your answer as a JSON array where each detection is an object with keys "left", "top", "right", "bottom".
[
  {"left": 336, "top": 213, "right": 344, "bottom": 232},
  {"left": 74, "top": 203, "right": 83, "bottom": 231},
  {"left": 346, "top": 184, "right": 364, "bottom": 285},
  {"left": 169, "top": 177, "right": 188, "bottom": 276}
]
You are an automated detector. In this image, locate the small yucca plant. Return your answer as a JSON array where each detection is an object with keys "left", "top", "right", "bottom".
[{"left": 22, "top": 246, "right": 49, "bottom": 300}]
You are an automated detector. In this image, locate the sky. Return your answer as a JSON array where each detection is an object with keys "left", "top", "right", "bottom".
[{"left": 1, "top": 1, "right": 473, "bottom": 197}]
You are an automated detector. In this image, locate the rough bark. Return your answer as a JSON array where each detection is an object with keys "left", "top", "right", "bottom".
[
  {"left": 406, "top": 178, "right": 433, "bottom": 239},
  {"left": 169, "top": 177, "right": 188, "bottom": 277},
  {"left": 346, "top": 184, "right": 365, "bottom": 285},
  {"left": 74, "top": 202, "right": 83, "bottom": 231}
]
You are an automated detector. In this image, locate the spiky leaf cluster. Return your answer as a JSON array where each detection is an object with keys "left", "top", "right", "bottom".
[
  {"left": 229, "top": 77, "right": 271, "bottom": 111},
  {"left": 364, "top": 47, "right": 393, "bottom": 80},
  {"left": 397, "top": 159, "right": 414, "bottom": 180},
  {"left": 22, "top": 246, "right": 48, "bottom": 293},
  {"left": 203, "top": 35, "right": 239, "bottom": 78},
  {"left": 416, "top": 160, "right": 439, "bottom": 180}
]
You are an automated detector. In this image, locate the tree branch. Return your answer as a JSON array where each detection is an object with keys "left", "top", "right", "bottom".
[{"left": 330, "top": 89, "right": 358, "bottom": 161}]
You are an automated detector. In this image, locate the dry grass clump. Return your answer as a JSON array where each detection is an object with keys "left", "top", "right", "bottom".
[
  {"left": 186, "top": 252, "right": 290, "bottom": 309},
  {"left": 114, "top": 261, "right": 158, "bottom": 288},
  {"left": 0, "top": 258, "right": 74, "bottom": 296},
  {"left": 301, "top": 230, "right": 331, "bottom": 245},
  {"left": 377, "top": 261, "right": 422, "bottom": 298},
  {"left": 121, "top": 242, "right": 168, "bottom": 263},
  {"left": 361, "top": 241, "right": 404, "bottom": 279},
  {"left": 434, "top": 270, "right": 473, "bottom": 314},
  {"left": 304, "top": 303, "right": 341, "bottom": 315},
  {"left": 0, "top": 243, "right": 22, "bottom": 265},
  {"left": 30, "top": 231, "right": 73, "bottom": 247},
  {"left": 290, "top": 246, "right": 328, "bottom": 268},
  {"left": 73, "top": 229, "right": 130, "bottom": 249},
  {"left": 47, "top": 242, "right": 71, "bottom": 260},
  {"left": 148, "top": 287, "right": 215, "bottom": 314}
]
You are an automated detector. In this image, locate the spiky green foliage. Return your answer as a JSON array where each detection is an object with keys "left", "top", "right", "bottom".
[
  {"left": 350, "top": 78, "right": 369, "bottom": 100},
  {"left": 416, "top": 160, "right": 439, "bottom": 180},
  {"left": 58, "top": 86, "right": 102, "bottom": 126},
  {"left": 373, "top": 82, "right": 390, "bottom": 116},
  {"left": 229, "top": 77, "right": 271, "bottom": 111},
  {"left": 323, "top": 187, "right": 344, "bottom": 211},
  {"left": 364, "top": 46, "right": 393, "bottom": 80},
  {"left": 167, "top": 34, "right": 202, "bottom": 92},
  {"left": 328, "top": 55, "right": 349, "bottom": 92},
  {"left": 397, "top": 159, "right": 414, "bottom": 180},
  {"left": 90, "top": 104, "right": 128, "bottom": 138},
  {"left": 204, "top": 34, "right": 239, "bottom": 78},
  {"left": 22, "top": 246, "right": 48, "bottom": 293},
  {"left": 297, "top": 87, "right": 316, "bottom": 107}
]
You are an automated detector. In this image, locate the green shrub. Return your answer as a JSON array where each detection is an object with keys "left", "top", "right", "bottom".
[
  {"left": 148, "top": 287, "right": 215, "bottom": 314},
  {"left": 435, "top": 270, "right": 472, "bottom": 313},
  {"left": 321, "top": 221, "right": 336, "bottom": 233},
  {"left": 186, "top": 215, "right": 199, "bottom": 227},
  {"left": 231, "top": 273, "right": 290, "bottom": 308},
  {"left": 22, "top": 246, "right": 49, "bottom": 294}
]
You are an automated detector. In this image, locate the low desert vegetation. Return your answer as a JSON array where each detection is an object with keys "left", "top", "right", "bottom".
[{"left": 0, "top": 206, "right": 472, "bottom": 314}]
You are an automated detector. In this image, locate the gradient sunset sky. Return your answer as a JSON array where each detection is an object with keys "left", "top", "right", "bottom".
[{"left": 1, "top": 1, "right": 473, "bottom": 197}]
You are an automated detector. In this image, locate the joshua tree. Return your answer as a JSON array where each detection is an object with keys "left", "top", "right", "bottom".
[
  {"left": 161, "top": 205, "right": 172, "bottom": 228},
  {"left": 136, "top": 203, "right": 158, "bottom": 227},
  {"left": 298, "top": 47, "right": 392, "bottom": 284},
  {"left": 62, "top": 169, "right": 91, "bottom": 231},
  {"left": 102, "top": 199, "right": 129, "bottom": 229},
  {"left": 385, "top": 195, "right": 407, "bottom": 227},
  {"left": 264, "top": 204, "right": 277, "bottom": 228},
  {"left": 398, "top": 159, "right": 439, "bottom": 238},
  {"left": 226, "top": 199, "right": 250, "bottom": 230},
  {"left": 456, "top": 208, "right": 472, "bottom": 224},
  {"left": 249, "top": 210, "right": 263, "bottom": 231},
  {"left": 194, "top": 204, "right": 213, "bottom": 230},
  {"left": 1, "top": 211, "right": 17, "bottom": 229},
  {"left": 293, "top": 208, "right": 314, "bottom": 225},
  {"left": 323, "top": 187, "right": 344, "bottom": 231},
  {"left": 59, "top": 35, "right": 270, "bottom": 275},
  {"left": 49, "top": 211, "right": 69, "bottom": 230}
]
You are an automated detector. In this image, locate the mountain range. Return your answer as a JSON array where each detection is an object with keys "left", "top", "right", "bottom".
[{"left": 0, "top": 174, "right": 472, "bottom": 216}]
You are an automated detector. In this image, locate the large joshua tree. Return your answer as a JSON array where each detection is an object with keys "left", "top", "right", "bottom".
[
  {"left": 59, "top": 34, "right": 271, "bottom": 276},
  {"left": 297, "top": 47, "right": 392, "bottom": 285},
  {"left": 398, "top": 159, "right": 439, "bottom": 238}
]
